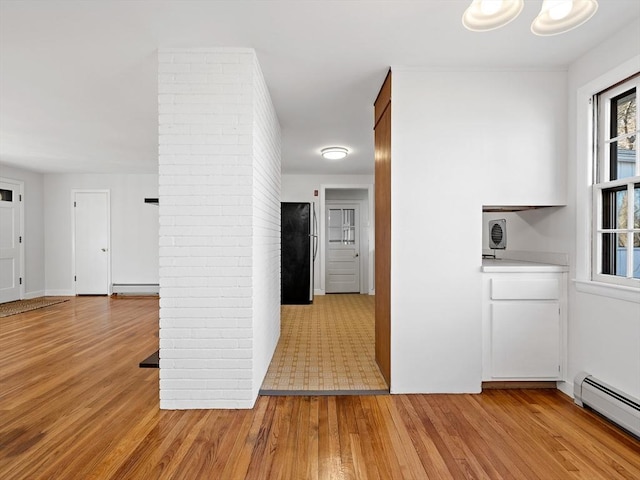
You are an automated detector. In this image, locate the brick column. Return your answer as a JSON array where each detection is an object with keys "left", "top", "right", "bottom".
[{"left": 158, "top": 48, "right": 280, "bottom": 409}]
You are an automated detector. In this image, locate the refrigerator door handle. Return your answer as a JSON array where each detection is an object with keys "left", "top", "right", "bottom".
[{"left": 312, "top": 202, "right": 319, "bottom": 261}]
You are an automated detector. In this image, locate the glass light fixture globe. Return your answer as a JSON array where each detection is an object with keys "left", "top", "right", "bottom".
[
  {"left": 547, "top": 0, "right": 573, "bottom": 20},
  {"left": 480, "top": 0, "right": 503, "bottom": 16},
  {"left": 321, "top": 147, "right": 349, "bottom": 160},
  {"left": 531, "top": 0, "right": 599, "bottom": 36},
  {"left": 462, "top": 0, "right": 524, "bottom": 32}
]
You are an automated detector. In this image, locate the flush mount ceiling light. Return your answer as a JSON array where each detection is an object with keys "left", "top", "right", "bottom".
[
  {"left": 462, "top": 0, "right": 599, "bottom": 35},
  {"left": 462, "top": 0, "right": 524, "bottom": 32},
  {"left": 321, "top": 147, "right": 349, "bottom": 160},
  {"left": 531, "top": 0, "right": 599, "bottom": 36}
]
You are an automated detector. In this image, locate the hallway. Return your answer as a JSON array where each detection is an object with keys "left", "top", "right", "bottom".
[{"left": 261, "top": 294, "right": 388, "bottom": 393}]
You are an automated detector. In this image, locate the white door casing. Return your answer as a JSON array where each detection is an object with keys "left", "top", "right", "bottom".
[
  {"left": 73, "top": 190, "right": 110, "bottom": 295},
  {"left": 318, "top": 185, "right": 374, "bottom": 295},
  {"left": 0, "top": 179, "right": 24, "bottom": 303},
  {"left": 326, "top": 204, "right": 360, "bottom": 293}
]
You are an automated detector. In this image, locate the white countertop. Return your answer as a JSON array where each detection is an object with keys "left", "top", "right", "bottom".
[{"left": 481, "top": 258, "right": 569, "bottom": 273}]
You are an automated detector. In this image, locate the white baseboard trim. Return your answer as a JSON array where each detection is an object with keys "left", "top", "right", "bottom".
[
  {"left": 45, "top": 290, "right": 75, "bottom": 296},
  {"left": 557, "top": 380, "right": 573, "bottom": 399},
  {"left": 24, "top": 290, "right": 45, "bottom": 300},
  {"left": 369, "top": 289, "right": 375, "bottom": 295},
  {"left": 314, "top": 289, "right": 325, "bottom": 296},
  {"left": 112, "top": 283, "right": 159, "bottom": 295}
]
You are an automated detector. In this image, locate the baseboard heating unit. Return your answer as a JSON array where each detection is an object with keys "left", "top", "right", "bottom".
[
  {"left": 111, "top": 283, "right": 159, "bottom": 295},
  {"left": 574, "top": 372, "right": 640, "bottom": 439}
]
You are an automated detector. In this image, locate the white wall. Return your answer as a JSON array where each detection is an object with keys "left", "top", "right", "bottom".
[
  {"left": 0, "top": 163, "right": 45, "bottom": 298},
  {"left": 563, "top": 19, "right": 640, "bottom": 399},
  {"left": 390, "top": 68, "right": 567, "bottom": 393},
  {"left": 44, "top": 173, "right": 159, "bottom": 295},
  {"left": 251, "top": 54, "right": 282, "bottom": 401},
  {"left": 282, "top": 174, "right": 374, "bottom": 292},
  {"left": 281, "top": 174, "right": 374, "bottom": 203}
]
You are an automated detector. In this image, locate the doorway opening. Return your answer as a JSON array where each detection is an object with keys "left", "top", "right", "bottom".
[
  {"left": 261, "top": 184, "right": 386, "bottom": 394},
  {"left": 319, "top": 186, "right": 374, "bottom": 296}
]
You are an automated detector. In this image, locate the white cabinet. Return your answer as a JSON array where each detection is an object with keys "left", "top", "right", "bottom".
[
  {"left": 482, "top": 269, "right": 567, "bottom": 381},
  {"left": 491, "top": 302, "right": 560, "bottom": 378}
]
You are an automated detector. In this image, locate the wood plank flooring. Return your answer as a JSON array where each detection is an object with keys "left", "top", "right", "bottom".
[{"left": 1, "top": 296, "right": 639, "bottom": 479}]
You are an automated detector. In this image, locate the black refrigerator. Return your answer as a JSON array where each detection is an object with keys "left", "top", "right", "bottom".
[{"left": 281, "top": 202, "right": 317, "bottom": 304}]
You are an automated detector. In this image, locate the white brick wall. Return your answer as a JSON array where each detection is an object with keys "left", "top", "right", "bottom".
[
  {"left": 251, "top": 56, "right": 282, "bottom": 399},
  {"left": 158, "top": 48, "right": 281, "bottom": 409}
]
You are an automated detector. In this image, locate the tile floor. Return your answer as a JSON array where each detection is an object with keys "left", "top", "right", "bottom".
[{"left": 261, "top": 294, "right": 388, "bottom": 392}]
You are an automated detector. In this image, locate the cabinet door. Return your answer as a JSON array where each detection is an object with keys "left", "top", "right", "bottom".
[{"left": 491, "top": 302, "right": 560, "bottom": 378}]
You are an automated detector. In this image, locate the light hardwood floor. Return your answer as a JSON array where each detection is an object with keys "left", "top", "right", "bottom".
[{"left": 1, "top": 296, "right": 639, "bottom": 479}]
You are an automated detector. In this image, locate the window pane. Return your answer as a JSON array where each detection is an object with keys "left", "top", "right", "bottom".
[
  {"left": 602, "top": 188, "right": 620, "bottom": 229},
  {"left": 610, "top": 141, "right": 636, "bottom": 180},
  {"left": 616, "top": 190, "right": 628, "bottom": 230},
  {"left": 328, "top": 209, "right": 341, "bottom": 228},
  {"left": 635, "top": 186, "right": 640, "bottom": 230},
  {"left": 602, "top": 186, "right": 632, "bottom": 230},
  {"left": 328, "top": 209, "right": 341, "bottom": 243},
  {"left": 634, "top": 233, "right": 640, "bottom": 279},
  {"left": 343, "top": 209, "right": 355, "bottom": 228},
  {"left": 602, "top": 233, "right": 628, "bottom": 277},
  {"left": 614, "top": 233, "right": 628, "bottom": 277},
  {"left": 601, "top": 233, "right": 628, "bottom": 277},
  {"left": 0, "top": 189, "right": 12, "bottom": 202},
  {"left": 342, "top": 209, "right": 355, "bottom": 244},
  {"left": 609, "top": 88, "right": 637, "bottom": 181},
  {"left": 601, "top": 232, "right": 615, "bottom": 275},
  {"left": 614, "top": 90, "right": 636, "bottom": 141}
]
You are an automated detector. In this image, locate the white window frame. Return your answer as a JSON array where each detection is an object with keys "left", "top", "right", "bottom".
[{"left": 591, "top": 76, "right": 640, "bottom": 288}]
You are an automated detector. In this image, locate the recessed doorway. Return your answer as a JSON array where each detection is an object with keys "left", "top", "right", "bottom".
[
  {"left": 261, "top": 183, "right": 386, "bottom": 394},
  {"left": 320, "top": 185, "right": 374, "bottom": 296}
]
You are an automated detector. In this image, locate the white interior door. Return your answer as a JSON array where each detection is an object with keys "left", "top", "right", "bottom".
[
  {"left": 326, "top": 204, "right": 360, "bottom": 293},
  {"left": 0, "top": 180, "right": 22, "bottom": 303},
  {"left": 74, "top": 191, "right": 110, "bottom": 295}
]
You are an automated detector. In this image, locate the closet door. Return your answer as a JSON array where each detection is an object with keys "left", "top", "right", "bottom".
[{"left": 74, "top": 191, "right": 110, "bottom": 295}]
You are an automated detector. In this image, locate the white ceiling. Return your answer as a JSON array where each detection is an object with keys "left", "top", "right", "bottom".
[{"left": 1, "top": 1, "right": 639, "bottom": 175}]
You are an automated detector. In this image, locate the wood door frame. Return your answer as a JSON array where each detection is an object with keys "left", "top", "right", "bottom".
[
  {"left": 71, "top": 189, "right": 111, "bottom": 295},
  {"left": 0, "top": 177, "right": 25, "bottom": 301},
  {"left": 318, "top": 184, "right": 374, "bottom": 296},
  {"left": 374, "top": 69, "right": 392, "bottom": 387}
]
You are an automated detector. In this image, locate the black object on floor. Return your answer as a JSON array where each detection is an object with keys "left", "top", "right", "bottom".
[{"left": 139, "top": 350, "right": 159, "bottom": 368}]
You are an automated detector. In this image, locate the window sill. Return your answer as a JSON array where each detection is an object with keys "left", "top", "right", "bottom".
[{"left": 573, "top": 279, "right": 640, "bottom": 304}]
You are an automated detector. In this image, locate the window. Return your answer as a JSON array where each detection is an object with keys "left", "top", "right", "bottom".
[
  {"left": 593, "top": 75, "right": 640, "bottom": 287},
  {"left": 0, "top": 188, "right": 14, "bottom": 202},
  {"left": 328, "top": 208, "right": 356, "bottom": 244}
]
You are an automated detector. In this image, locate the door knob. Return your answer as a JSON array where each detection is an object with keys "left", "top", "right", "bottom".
[
  {"left": 355, "top": 253, "right": 359, "bottom": 258},
  {"left": 101, "top": 248, "right": 108, "bottom": 252}
]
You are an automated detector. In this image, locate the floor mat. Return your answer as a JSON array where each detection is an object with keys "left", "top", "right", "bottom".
[{"left": 0, "top": 297, "right": 69, "bottom": 317}]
